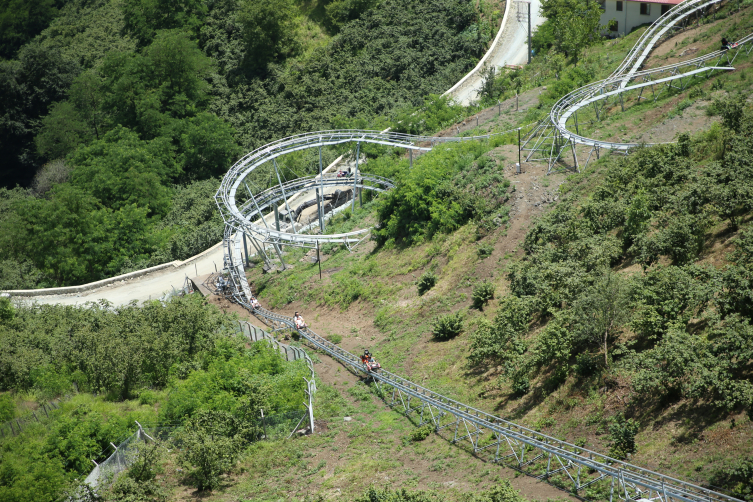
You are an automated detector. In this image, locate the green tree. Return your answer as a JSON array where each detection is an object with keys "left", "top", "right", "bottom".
[
  {"left": 122, "top": 0, "right": 208, "bottom": 45},
  {"left": 573, "top": 269, "right": 630, "bottom": 366},
  {"left": 176, "top": 410, "right": 246, "bottom": 491},
  {"left": 69, "top": 126, "right": 176, "bottom": 216},
  {"left": 239, "top": 0, "right": 300, "bottom": 73},
  {"left": 99, "top": 30, "right": 212, "bottom": 138},
  {"left": 538, "top": 0, "right": 603, "bottom": 63},
  {"left": 0, "top": 0, "right": 59, "bottom": 59}
]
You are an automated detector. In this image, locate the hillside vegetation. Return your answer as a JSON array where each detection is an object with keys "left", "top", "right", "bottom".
[
  {"left": 0, "top": 0, "right": 499, "bottom": 290},
  {"left": 1, "top": 1, "right": 753, "bottom": 502}
]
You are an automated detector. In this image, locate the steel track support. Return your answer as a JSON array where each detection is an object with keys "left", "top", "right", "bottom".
[
  {"left": 571, "top": 140, "right": 580, "bottom": 173},
  {"left": 244, "top": 183, "right": 278, "bottom": 269},
  {"left": 318, "top": 144, "right": 325, "bottom": 234},
  {"left": 273, "top": 159, "right": 297, "bottom": 235},
  {"left": 352, "top": 142, "right": 360, "bottom": 214}
]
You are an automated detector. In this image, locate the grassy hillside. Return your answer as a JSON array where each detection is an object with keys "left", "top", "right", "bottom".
[{"left": 1, "top": 3, "right": 752, "bottom": 502}]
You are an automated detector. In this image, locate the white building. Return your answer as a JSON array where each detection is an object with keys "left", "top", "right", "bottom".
[{"left": 599, "top": 0, "right": 681, "bottom": 37}]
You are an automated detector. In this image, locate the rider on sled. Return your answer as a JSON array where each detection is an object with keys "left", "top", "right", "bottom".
[
  {"left": 294, "top": 312, "right": 307, "bottom": 330},
  {"left": 360, "top": 350, "right": 381, "bottom": 372}
]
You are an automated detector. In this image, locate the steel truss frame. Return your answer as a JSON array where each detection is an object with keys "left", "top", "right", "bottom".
[
  {"left": 215, "top": 129, "right": 517, "bottom": 269},
  {"left": 220, "top": 272, "right": 742, "bottom": 502},
  {"left": 520, "top": 0, "right": 753, "bottom": 174}
]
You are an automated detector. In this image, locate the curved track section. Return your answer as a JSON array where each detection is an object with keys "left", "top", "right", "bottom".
[
  {"left": 215, "top": 130, "right": 493, "bottom": 247},
  {"left": 524, "top": 0, "right": 753, "bottom": 171}
]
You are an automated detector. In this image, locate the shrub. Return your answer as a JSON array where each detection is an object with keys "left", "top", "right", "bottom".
[
  {"left": 574, "top": 352, "right": 601, "bottom": 377},
  {"left": 416, "top": 270, "right": 437, "bottom": 296},
  {"left": 472, "top": 281, "right": 495, "bottom": 309},
  {"left": 410, "top": 423, "right": 434, "bottom": 441},
  {"left": 327, "top": 333, "right": 343, "bottom": 344},
  {"left": 511, "top": 376, "right": 530, "bottom": 396},
  {"left": 709, "top": 456, "right": 753, "bottom": 502},
  {"left": 176, "top": 410, "right": 246, "bottom": 491},
  {"left": 477, "top": 241, "right": 494, "bottom": 259},
  {"left": 432, "top": 311, "right": 464, "bottom": 340},
  {"left": 608, "top": 413, "right": 639, "bottom": 459}
]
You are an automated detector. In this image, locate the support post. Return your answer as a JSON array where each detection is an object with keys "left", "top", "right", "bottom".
[
  {"left": 316, "top": 188, "right": 324, "bottom": 234},
  {"left": 261, "top": 409, "right": 267, "bottom": 439},
  {"left": 498, "top": 100, "right": 501, "bottom": 115},
  {"left": 274, "top": 206, "right": 280, "bottom": 232},
  {"left": 518, "top": 128, "right": 521, "bottom": 166},
  {"left": 317, "top": 241, "right": 322, "bottom": 280},
  {"left": 318, "top": 144, "right": 325, "bottom": 233},
  {"left": 243, "top": 233, "right": 249, "bottom": 267},
  {"left": 409, "top": 148, "right": 413, "bottom": 169},
  {"left": 274, "top": 158, "right": 297, "bottom": 234},
  {"left": 527, "top": 2, "right": 532, "bottom": 64},
  {"left": 352, "top": 142, "right": 360, "bottom": 214}
]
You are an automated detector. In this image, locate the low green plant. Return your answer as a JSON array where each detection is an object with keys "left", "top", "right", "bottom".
[
  {"left": 417, "top": 270, "right": 437, "bottom": 296},
  {"left": 477, "top": 242, "right": 494, "bottom": 259},
  {"left": 328, "top": 333, "right": 343, "bottom": 344},
  {"left": 472, "top": 281, "right": 495, "bottom": 309},
  {"left": 709, "top": 456, "right": 753, "bottom": 502},
  {"left": 511, "top": 376, "right": 530, "bottom": 396},
  {"left": 608, "top": 413, "right": 640, "bottom": 459},
  {"left": 432, "top": 311, "right": 465, "bottom": 340},
  {"left": 533, "top": 416, "right": 556, "bottom": 430},
  {"left": 410, "top": 423, "right": 434, "bottom": 441}
]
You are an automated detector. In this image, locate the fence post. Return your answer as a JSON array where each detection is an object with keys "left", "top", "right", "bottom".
[{"left": 261, "top": 409, "right": 267, "bottom": 439}]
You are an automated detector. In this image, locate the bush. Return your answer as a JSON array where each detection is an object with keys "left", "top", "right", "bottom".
[
  {"left": 608, "top": 413, "right": 639, "bottom": 459},
  {"left": 416, "top": 270, "right": 437, "bottom": 296},
  {"left": 477, "top": 242, "right": 494, "bottom": 259},
  {"left": 709, "top": 456, "right": 753, "bottom": 502},
  {"left": 574, "top": 352, "right": 601, "bottom": 377},
  {"left": 472, "top": 281, "right": 495, "bottom": 309},
  {"left": 176, "top": 410, "right": 246, "bottom": 491},
  {"left": 432, "top": 312, "right": 464, "bottom": 340},
  {"left": 410, "top": 424, "right": 434, "bottom": 441},
  {"left": 327, "top": 333, "right": 343, "bottom": 344},
  {"left": 511, "top": 376, "right": 530, "bottom": 396}
]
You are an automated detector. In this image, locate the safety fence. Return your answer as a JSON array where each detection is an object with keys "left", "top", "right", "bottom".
[{"left": 0, "top": 398, "right": 64, "bottom": 439}]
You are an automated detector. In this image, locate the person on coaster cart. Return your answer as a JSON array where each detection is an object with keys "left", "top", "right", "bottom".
[
  {"left": 294, "top": 312, "right": 307, "bottom": 330},
  {"left": 250, "top": 297, "right": 261, "bottom": 309},
  {"left": 360, "top": 349, "right": 381, "bottom": 372}
]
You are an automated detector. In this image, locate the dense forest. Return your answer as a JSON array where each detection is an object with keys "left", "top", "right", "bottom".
[{"left": 0, "top": 0, "right": 495, "bottom": 290}]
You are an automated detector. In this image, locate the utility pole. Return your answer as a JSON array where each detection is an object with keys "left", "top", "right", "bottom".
[{"left": 528, "top": 1, "right": 532, "bottom": 64}]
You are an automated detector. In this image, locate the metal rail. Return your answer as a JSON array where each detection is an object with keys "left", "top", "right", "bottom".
[
  {"left": 222, "top": 280, "right": 741, "bottom": 502},
  {"left": 522, "top": 0, "right": 753, "bottom": 172}
]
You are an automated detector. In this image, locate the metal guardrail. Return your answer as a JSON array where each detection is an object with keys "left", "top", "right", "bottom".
[
  {"left": 522, "top": 0, "right": 753, "bottom": 172},
  {"left": 221, "top": 277, "right": 742, "bottom": 502}
]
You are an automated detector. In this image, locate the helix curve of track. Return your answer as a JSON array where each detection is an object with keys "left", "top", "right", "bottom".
[{"left": 535, "top": 0, "right": 753, "bottom": 156}]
